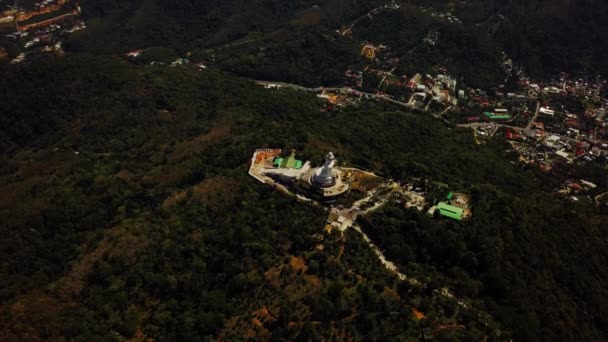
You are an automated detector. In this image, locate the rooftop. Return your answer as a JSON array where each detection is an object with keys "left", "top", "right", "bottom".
[{"left": 436, "top": 202, "right": 464, "bottom": 221}]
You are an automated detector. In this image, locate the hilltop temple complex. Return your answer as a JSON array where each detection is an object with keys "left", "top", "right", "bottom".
[{"left": 249, "top": 149, "right": 350, "bottom": 201}]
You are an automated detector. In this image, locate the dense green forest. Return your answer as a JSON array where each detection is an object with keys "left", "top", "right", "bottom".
[
  {"left": 65, "top": 0, "right": 382, "bottom": 54},
  {"left": 417, "top": 0, "right": 608, "bottom": 79},
  {"left": 2, "top": 55, "right": 608, "bottom": 341},
  {"left": 215, "top": 27, "right": 362, "bottom": 87},
  {"left": 59, "top": 0, "right": 608, "bottom": 86},
  {"left": 360, "top": 196, "right": 608, "bottom": 341},
  {"left": 0, "top": 56, "right": 510, "bottom": 340},
  {"left": 2, "top": 0, "right": 608, "bottom": 340}
]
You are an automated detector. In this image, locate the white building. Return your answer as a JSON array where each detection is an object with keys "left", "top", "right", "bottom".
[{"left": 540, "top": 107, "right": 555, "bottom": 116}]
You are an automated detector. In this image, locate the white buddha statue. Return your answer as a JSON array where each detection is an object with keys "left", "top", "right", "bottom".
[{"left": 312, "top": 152, "right": 337, "bottom": 187}]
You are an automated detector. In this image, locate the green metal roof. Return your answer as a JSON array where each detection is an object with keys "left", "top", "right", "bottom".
[
  {"left": 285, "top": 157, "right": 296, "bottom": 168},
  {"left": 274, "top": 154, "right": 302, "bottom": 169},
  {"left": 283, "top": 150, "right": 298, "bottom": 168},
  {"left": 437, "top": 202, "right": 464, "bottom": 221},
  {"left": 446, "top": 192, "right": 454, "bottom": 200},
  {"left": 488, "top": 114, "right": 510, "bottom": 120}
]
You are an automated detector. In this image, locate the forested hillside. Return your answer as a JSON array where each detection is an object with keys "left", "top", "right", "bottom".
[
  {"left": 351, "top": 5, "right": 503, "bottom": 88},
  {"left": 2, "top": 55, "right": 608, "bottom": 341},
  {"left": 360, "top": 194, "right": 608, "bottom": 341},
  {"left": 66, "top": 0, "right": 381, "bottom": 54},
  {"left": 2, "top": 0, "right": 608, "bottom": 341},
  {"left": 59, "top": 0, "right": 608, "bottom": 87},
  {"left": 0, "top": 56, "right": 511, "bottom": 340},
  {"left": 426, "top": 0, "right": 608, "bottom": 78}
]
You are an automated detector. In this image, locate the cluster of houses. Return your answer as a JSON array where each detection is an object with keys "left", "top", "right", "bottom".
[
  {"left": 447, "top": 66, "right": 607, "bottom": 194},
  {"left": 416, "top": 5, "right": 462, "bottom": 24},
  {"left": 427, "top": 11, "right": 461, "bottom": 24},
  {"left": 347, "top": 42, "right": 461, "bottom": 113},
  {"left": 448, "top": 49, "right": 608, "bottom": 177},
  {"left": 508, "top": 128, "right": 606, "bottom": 171},
  {"left": 520, "top": 73, "right": 605, "bottom": 101},
  {"left": 124, "top": 50, "right": 208, "bottom": 70},
  {"left": 2, "top": 0, "right": 85, "bottom": 64},
  {"left": 406, "top": 72, "right": 458, "bottom": 109},
  {"left": 506, "top": 103, "right": 607, "bottom": 169},
  {"left": 316, "top": 89, "right": 363, "bottom": 111},
  {"left": 557, "top": 179, "right": 598, "bottom": 202},
  {"left": 423, "top": 29, "right": 440, "bottom": 46},
  {"left": 360, "top": 42, "right": 400, "bottom": 70}
]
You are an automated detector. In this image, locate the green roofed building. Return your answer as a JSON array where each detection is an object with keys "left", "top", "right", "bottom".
[
  {"left": 483, "top": 112, "right": 510, "bottom": 120},
  {"left": 274, "top": 151, "right": 303, "bottom": 169},
  {"left": 284, "top": 152, "right": 298, "bottom": 168},
  {"left": 446, "top": 192, "right": 454, "bottom": 200},
  {"left": 437, "top": 202, "right": 464, "bottom": 221}
]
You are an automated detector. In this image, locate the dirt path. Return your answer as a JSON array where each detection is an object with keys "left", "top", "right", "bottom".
[
  {"left": 351, "top": 223, "right": 420, "bottom": 286},
  {"left": 349, "top": 223, "right": 475, "bottom": 311}
]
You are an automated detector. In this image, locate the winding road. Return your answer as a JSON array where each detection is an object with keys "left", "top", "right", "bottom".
[{"left": 254, "top": 80, "right": 414, "bottom": 109}]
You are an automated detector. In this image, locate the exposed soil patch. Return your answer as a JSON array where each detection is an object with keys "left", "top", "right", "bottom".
[{"left": 171, "top": 122, "right": 233, "bottom": 160}]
